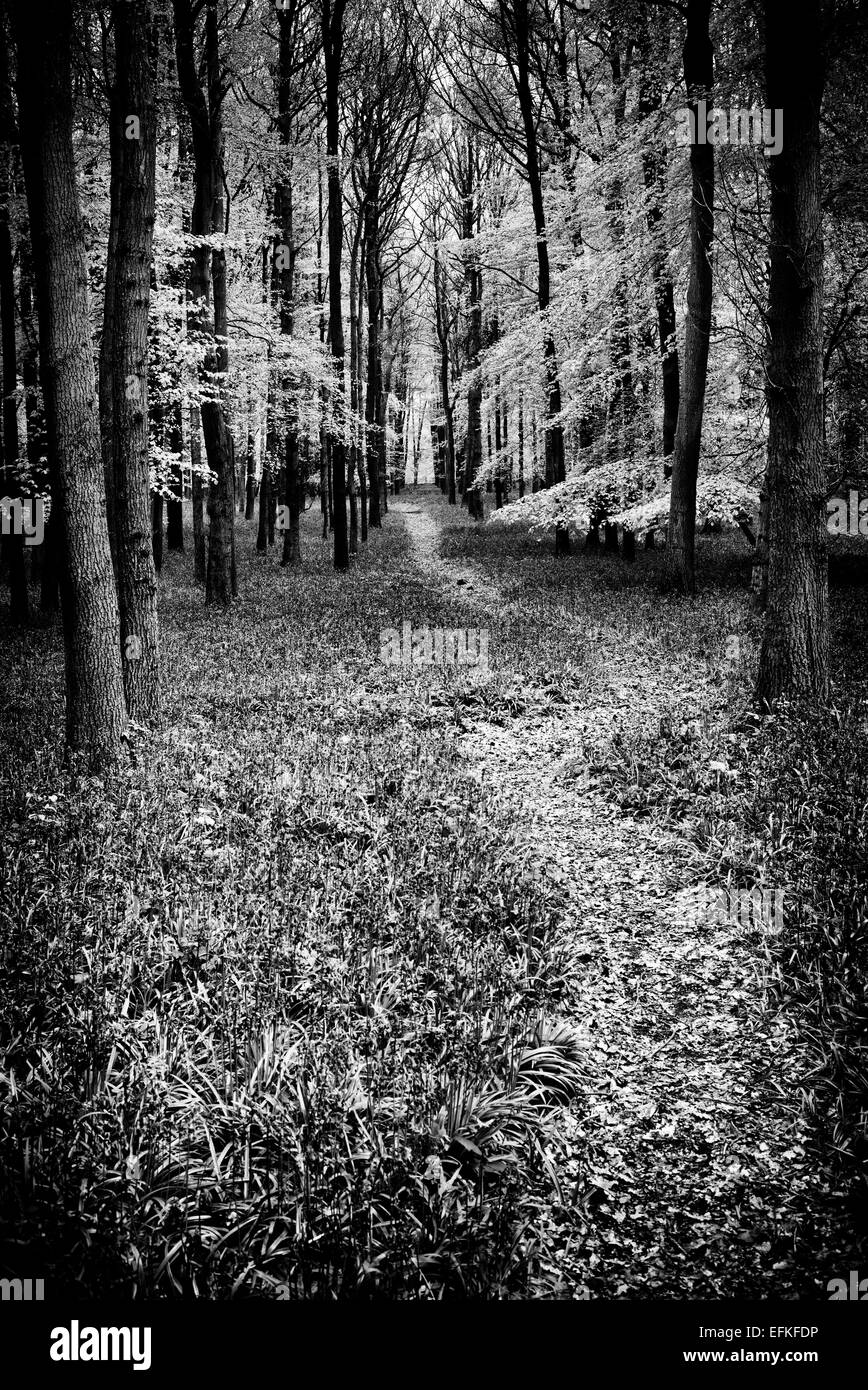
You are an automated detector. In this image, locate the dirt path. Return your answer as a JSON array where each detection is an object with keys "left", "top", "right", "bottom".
[{"left": 391, "top": 489, "right": 827, "bottom": 1297}]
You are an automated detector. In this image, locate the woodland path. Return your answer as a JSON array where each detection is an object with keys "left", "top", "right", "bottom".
[{"left": 390, "top": 488, "right": 834, "bottom": 1296}]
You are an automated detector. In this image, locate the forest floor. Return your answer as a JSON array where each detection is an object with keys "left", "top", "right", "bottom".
[
  {"left": 394, "top": 489, "right": 849, "bottom": 1297},
  {"left": 0, "top": 485, "right": 861, "bottom": 1299}
]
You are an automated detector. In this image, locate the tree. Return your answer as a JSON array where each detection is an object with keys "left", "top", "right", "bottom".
[
  {"left": 174, "top": 0, "right": 236, "bottom": 606},
  {"left": 0, "top": 13, "right": 27, "bottom": 625},
  {"left": 755, "top": 0, "right": 829, "bottom": 704},
  {"left": 667, "top": 0, "right": 715, "bottom": 594},
  {"left": 13, "top": 0, "right": 127, "bottom": 761},
  {"left": 276, "top": 4, "right": 302, "bottom": 569},
  {"left": 104, "top": 0, "right": 161, "bottom": 724},
  {"left": 322, "top": 0, "right": 349, "bottom": 570}
]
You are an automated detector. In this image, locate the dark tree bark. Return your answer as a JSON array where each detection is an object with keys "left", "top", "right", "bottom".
[
  {"left": 166, "top": 466, "right": 184, "bottom": 549},
  {"left": 349, "top": 207, "right": 362, "bottom": 554},
  {"left": 667, "top": 0, "right": 714, "bottom": 594},
  {"left": 323, "top": 0, "right": 349, "bottom": 570},
  {"left": 513, "top": 0, "right": 568, "bottom": 553},
  {"left": 517, "top": 386, "right": 525, "bottom": 497},
  {"left": 433, "top": 243, "right": 457, "bottom": 504},
  {"left": 256, "top": 461, "right": 270, "bottom": 552},
  {"left": 99, "top": 59, "right": 122, "bottom": 574},
  {"left": 460, "top": 131, "right": 484, "bottom": 520},
  {"left": 105, "top": 0, "right": 161, "bottom": 724},
  {"left": 151, "top": 493, "right": 164, "bottom": 573},
  {"left": 363, "top": 179, "right": 383, "bottom": 528},
  {"left": 190, "top": 418, "right": 206, "bottom": 578},
  {"left": 181, "top": 183, "right": 206, "bottom": 579},
  {"left": 23, "top": 216, "right": 60, "bottom": 613},
  {"left": 244, "top": 399, "right": 256, "bottom": 521},
  {"left": 276, "top": 5, "right": 303, "bottom": 569},
  {"left": 13, "top": 0, "right": 126, "bottom": 761},
  {"left": 755, "top": 0, "right": 829, "bottom": 704},
  {"left": 174, "top": 0, "right": 235, "bottom": 606},
  {"left": 0, "top": 14, "right": 28, "bottom": 624}
]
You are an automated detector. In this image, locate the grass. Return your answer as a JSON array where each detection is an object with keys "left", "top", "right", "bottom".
[
  {"left": 1, "top": 490, "right": 867, "bottom": 1297},
  {"left": 0, "top": 504, "right": 588, "bottom": 1299}
]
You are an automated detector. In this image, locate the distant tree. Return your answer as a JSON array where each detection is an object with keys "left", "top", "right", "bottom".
[
  {"left": 667, "top": 0, "right": 715, "bottom": 595},
  {"left": 322, "top": 0, "right": 349, "bottom": 570},
  {"left": 174, "top": 0, "right": 236, "bottom": 605}
]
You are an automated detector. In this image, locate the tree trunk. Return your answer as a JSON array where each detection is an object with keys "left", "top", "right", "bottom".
[
  {"left": 355, "top": 228, "right": 368, "bottom": 544},
  {"left": 435, "top": 249, "right": 457, "bottom": 504},
  {"left": 99, "top": 69, "right": 122, "bottom": 576},
  {"left": 349, "top": 209, "right": 361, "bottom": 555},
  {"left": 514, "top": 0, "right": 568, "bottom": 553},
  {"left": 755, "top": 0, "right": 828, "bottom": 705},
  {"left": 174, "top": 0, "right": 235, "bottom": 607},
  {"left": 190, "top": 415, "right": 206, "bottom": 578},
  {"left": 14, "top": 0, "right": 127, "bottom": 762},
  {"left": 256, "top": 463, "right": 270, "bottom": 553},
  {"left": 106, "top": 0, "right": 161, "bottom": 724},
  {"left": 751, "top": 484, "right": 770, "bottom": 610},
  {"left": 276, "top": 11, "right": 302, "bottom": 570},
  {"left": 0, "top": 15, "right": 28, "bottom": 624},
  {"left": 244, "top": 396, "right": 256, "bottom": 520},
  {"left": 323, "top": 0, "right": 349, "bottom": 570},
  {"left": 667, "top": 0, "right": 714, "bottom": 594},
  {"left": 517, "top": 387, "right": 525, "bottom": 497},
  {"left": 364, "top": 175, "right": 383, "bottom": 529},
  {"left": 461, "top": 132, "right": 484, "bottom": 521}
]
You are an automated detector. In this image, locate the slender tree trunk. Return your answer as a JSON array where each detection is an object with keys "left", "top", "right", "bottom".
[
  {"left": 174, "top": 0, "right": 235, "bottom": 607},
  {"left": 190, "top": 417, "right": 206, "bottom": 578},
  {"left": 667, "top": 0, "right": 714, "bottom": 594},
  {"left": 751, "top": 484, "right": 770, "bottom": 609},
  {"left": 354, "top": 228, "right": 368, "bottom": 544},
  {"left": 245, "top": 391, "right": 256, "bottom": 520},
  {"left": 257, "top": 461, "right": 270, "bottom": 553},
  {"left": 276, "top": 12, "right": 302, "bottom": 570},
  {"left": 364, "top": 175, "right": 383, "bottom": 529},
  {"left": 151, "top": 493, "right": 163, "bottom": 573},
  {"left": 349, "top": 209, "right": 361, "bottom": 555},
  {"left": 517, "top": 387, "right": 525, "bottom": 497},
  {"left": 14, "top": 0, "right": 126, "bottom": 761},
  {"left": 22, "top": 218, "right": 60, "bottom": 613},
  {"left": 434, "top": 246, "right": 457, "bottom": 504},
  {"left": 755, "top": 0, "right": 828, "bottom": 705},
  {"left": 23, "top": 219, "right": 60, "bottom": 613},
  {"left": 461, "top": 133, "right": 484, "bottom": 520},
  {"left": 514, "top": 0, "right": 568, "bottom": 552},
  {"left": 323, "top": 0, "right": 349, "bottom": 570}
]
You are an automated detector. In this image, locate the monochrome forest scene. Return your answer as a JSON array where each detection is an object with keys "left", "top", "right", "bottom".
[{"left": 1, "top": 0, "right": 868, "bottom": 1338}]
